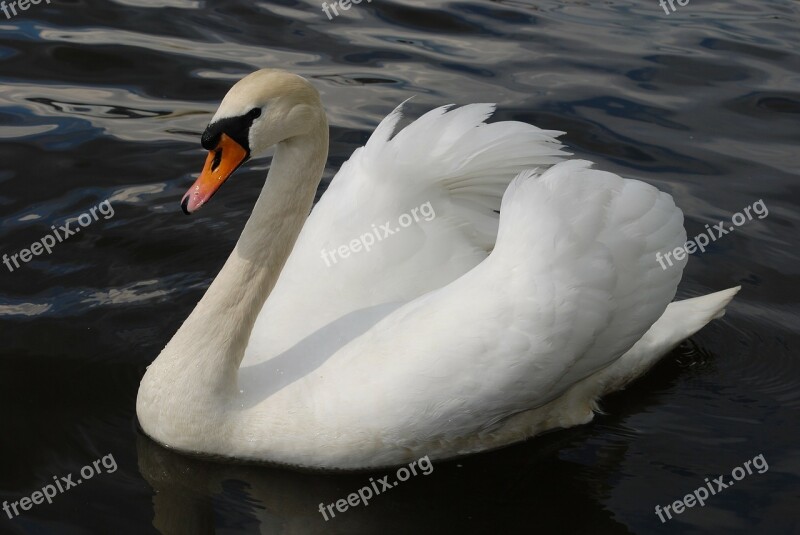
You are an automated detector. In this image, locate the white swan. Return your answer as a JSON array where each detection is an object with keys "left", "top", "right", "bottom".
[{"left": 137, "top": 69, "right": 740, "bottom": 470}]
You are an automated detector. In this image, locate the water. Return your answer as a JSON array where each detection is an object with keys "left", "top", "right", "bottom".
[{"left": 1, "top": 1, "right": 798, "bottom": 533}]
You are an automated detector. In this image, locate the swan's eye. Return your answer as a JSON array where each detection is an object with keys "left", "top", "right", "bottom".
[{"left": 248, "top": 108, "right": 262, "bottom": 119}]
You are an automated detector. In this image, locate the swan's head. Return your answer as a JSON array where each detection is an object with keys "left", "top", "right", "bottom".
[{"left": 181, "top": 69, "right": 323, "bottom": 214}]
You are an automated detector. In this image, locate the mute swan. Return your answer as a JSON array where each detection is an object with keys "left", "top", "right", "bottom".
[{"left": 137, "top": 69, "right": 740, "bottom": 470}]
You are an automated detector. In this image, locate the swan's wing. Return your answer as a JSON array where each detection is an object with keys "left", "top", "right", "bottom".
[
  {"left": 310, "top": 160, "right": 687, "bottom": 453},
  {"left": 243, "top": 104, "right": 568, "bottom": 364}
]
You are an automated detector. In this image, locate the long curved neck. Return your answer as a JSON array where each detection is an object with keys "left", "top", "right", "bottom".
[{"left": 158, "top": 116, "right": 328, "bottom": 401}]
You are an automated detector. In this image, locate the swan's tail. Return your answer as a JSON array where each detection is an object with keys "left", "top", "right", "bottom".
[{"left": 594, "top": 286, "right": 741, "bottom": 395}]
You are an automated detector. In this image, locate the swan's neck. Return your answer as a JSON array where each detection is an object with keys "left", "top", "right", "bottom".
[{"left": 149, "top": 120, "right": 328, "bottom": 406}]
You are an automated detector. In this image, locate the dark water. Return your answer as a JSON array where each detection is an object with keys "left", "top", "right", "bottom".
[{"left": 1, "top": 0, "right": 798, "bottom": 533}]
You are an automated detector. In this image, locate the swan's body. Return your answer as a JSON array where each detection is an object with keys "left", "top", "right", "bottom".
[{"left": 137, "top": 70, "right": 739, "bottom": 470}]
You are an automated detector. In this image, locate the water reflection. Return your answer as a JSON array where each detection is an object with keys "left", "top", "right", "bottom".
[{"left": 135, "top": 425, "right": 635, "bottom": 534}]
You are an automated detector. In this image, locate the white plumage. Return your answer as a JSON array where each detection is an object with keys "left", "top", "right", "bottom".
[{"left": 137, "top": 70, "right": 739, "bottom": 469}]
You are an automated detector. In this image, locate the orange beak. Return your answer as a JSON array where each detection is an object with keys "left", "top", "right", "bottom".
[{"left": 181, "top": 133, "right": 248, "bottom": 214}]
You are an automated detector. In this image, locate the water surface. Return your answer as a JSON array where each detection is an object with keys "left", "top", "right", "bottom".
[{"left": 0, "top": 1, "right": 798, "bottom": 533}]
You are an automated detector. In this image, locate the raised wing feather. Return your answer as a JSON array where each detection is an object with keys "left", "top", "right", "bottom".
[{"left": 242, "top": 104, "right": 568, "bottom": 366}]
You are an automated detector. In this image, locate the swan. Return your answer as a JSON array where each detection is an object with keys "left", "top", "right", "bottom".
[{"left": 137, "top": 69, "right": 740, "bottom": 470}]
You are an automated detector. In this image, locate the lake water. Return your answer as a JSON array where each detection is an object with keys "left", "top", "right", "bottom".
[{"left": 0, "top": 0, "right": 798, "bottom": 533}]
